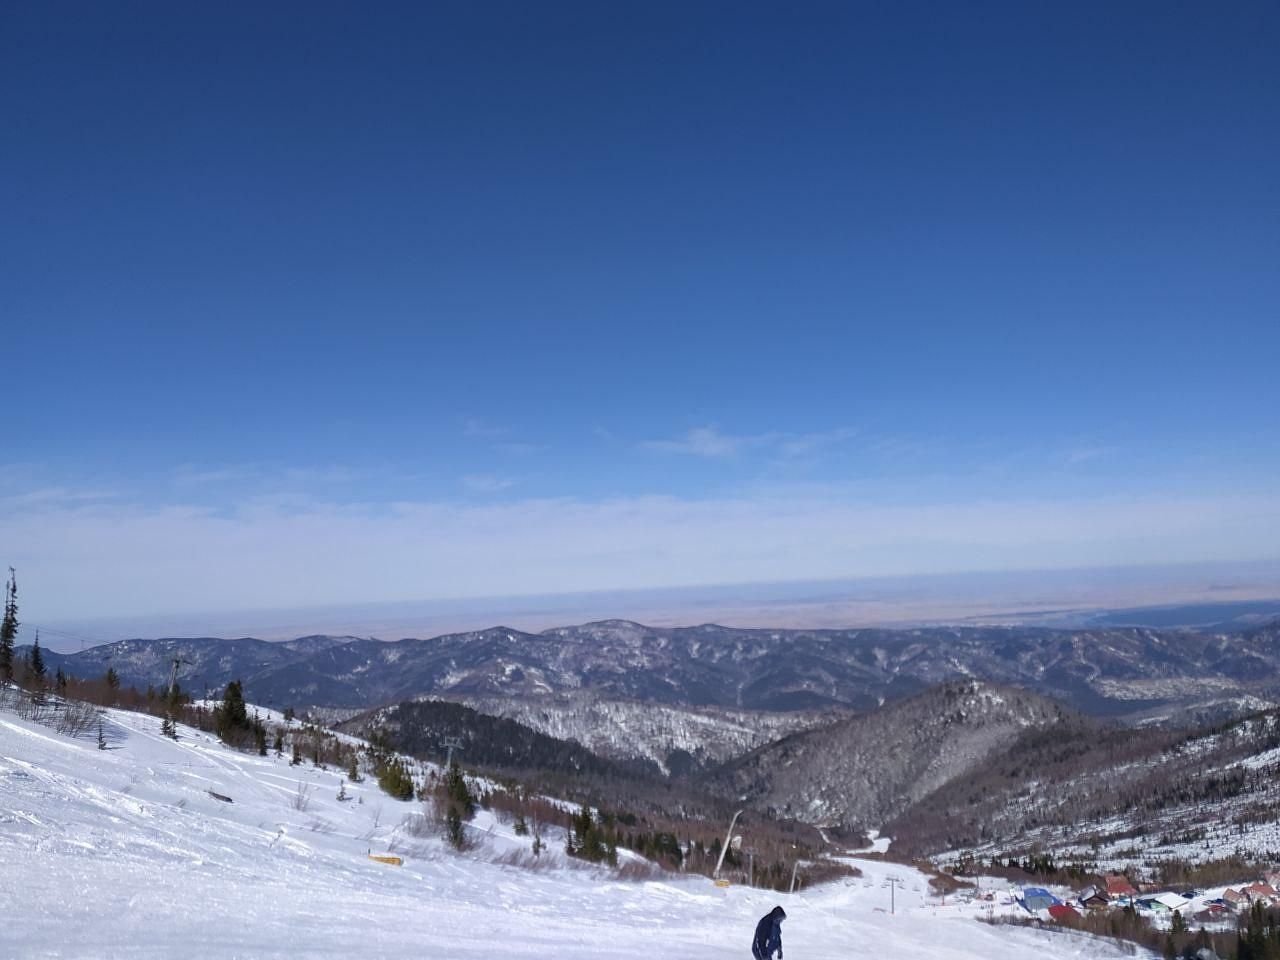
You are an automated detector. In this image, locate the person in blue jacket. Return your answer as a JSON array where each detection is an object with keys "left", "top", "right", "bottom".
[{"left": 751, "top": 905, "right": 786, "bottom": 959}]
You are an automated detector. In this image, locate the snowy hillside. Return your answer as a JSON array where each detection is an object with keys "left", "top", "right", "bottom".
[
  {"left": 439, "top": 692, "right": 839, "bottom": 774},
  {"left": 0, "top": 697, "right": 1149, "bottom": 959},
  {"left": 712, "top": 680, "right": 1071, "bottom": 828}
]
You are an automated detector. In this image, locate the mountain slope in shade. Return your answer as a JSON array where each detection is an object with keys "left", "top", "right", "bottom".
[
  {"left": 887, "top": 700, "right": 1280, "bottom": 864},
  {"left": 443, "top": 692, "right": 845, "bottom": 774},
  {"left": 336, "top": 699, "right": 662, "bottom": 779},
  {"left": 707, "top": 680, "right": 1074, "bottom": 830}
]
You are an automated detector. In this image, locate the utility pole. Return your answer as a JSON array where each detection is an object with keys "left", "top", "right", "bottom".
[
  {"left": 443, "top": 736, "right": 463, "bottom": 768},
  {"left": 789, "top": 860, "right": 801, "bottom": 894},
  {"left": 747, "top": 848, "right": 755, "bottom": 888},
  {"left": 713, "top": 810, "right": 743, "bottom": 880},
  {"left": 888, "top": 876, "right": 897, "bottom": 915}
]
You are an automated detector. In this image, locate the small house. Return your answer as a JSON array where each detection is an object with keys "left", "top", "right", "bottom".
[
  {"left": 1245, "top": 883, "right": 1278, "bottom": 904},
  {"left": 1048, "top": 904, "right": 1081, "bottom": 923},
  {"left": 1223, "top": 888, "right": 1248, "bottom": 909},
  {"left": 1078, "top": 886, "right": 1110, "bottom": 910},
  {"left": 1193, "top": 905, "right": 1227, "bottom": 925},
  {"left": 1153, "top": 893, "right": 1191, "bottom": 913},
  {"left": 1106, "top": 874, "right": 1138, "bottom": 899}
]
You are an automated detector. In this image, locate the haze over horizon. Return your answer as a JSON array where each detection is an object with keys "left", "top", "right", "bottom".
[
  {"left": 5, "top": 2, "right": 1277, "bottom": 636},
  {"left": 25, "top": 560, "right": 1280, "bottom": 653}
]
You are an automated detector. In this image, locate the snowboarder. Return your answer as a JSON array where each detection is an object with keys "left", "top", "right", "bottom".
[{"left": 751, "top": 905, "right": 785, "bottom": 960}]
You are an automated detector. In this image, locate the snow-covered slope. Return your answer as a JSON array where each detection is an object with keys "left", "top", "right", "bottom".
[
  {"left": 711, "top": 680, "right": 1070, "bottom": 829},
  {"left": 443, "top": 692, "right": 840, "bottom": 774},
  {"left": 1, "top": 701, "right": 1146, "bottom": 959}
]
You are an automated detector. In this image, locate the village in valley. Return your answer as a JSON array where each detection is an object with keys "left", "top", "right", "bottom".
[
  {"left": 1010, "top": 871, "right": 1280, "bottom": 927},
  {"left": 916, "top": 862, "right": 1280, "bottom": 957}
]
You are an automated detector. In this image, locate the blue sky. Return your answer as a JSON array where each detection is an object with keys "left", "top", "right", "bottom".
[{"left": 3, "top": 2, "right": 1278, "bottom": 626}]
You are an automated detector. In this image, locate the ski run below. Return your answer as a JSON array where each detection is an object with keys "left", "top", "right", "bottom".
[{"left": 0, "top": 703, "right": 1148, "bottom": 959}]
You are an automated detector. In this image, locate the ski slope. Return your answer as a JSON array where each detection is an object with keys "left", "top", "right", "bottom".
[{"left": 0, "top": 704, "right": 1148, "bottom": 959}]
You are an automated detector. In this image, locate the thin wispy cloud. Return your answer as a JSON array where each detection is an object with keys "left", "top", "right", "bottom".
[
  {"left": 645, "top": 426, "right": 751, "bottom": 458},
  {"left": 644, "top": 425, "right": 857, "bottom": 460},
  {"left": 462, "top": 417, "right": 506, "bottom": 439},
  {"left": 0, "top": 487, "right": 117, "bottom": 507},
  {"left": 775, "top": 428, "right": 859, "bottom": 459},
  {"left": 461, "top": 474, "right": 518, "bottom": 493},
  {"left": 171, "top": 465, "right": 254, "bottom": 486},
  {"left": 493, "top": 442, "right": 546, "bottom": 457},
  {"left": 1063, "top": 446, "right": 1114, "bottom": 466}
]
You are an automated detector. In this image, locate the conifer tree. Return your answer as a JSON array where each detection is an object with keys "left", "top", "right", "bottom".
[
  {"left": 0, "top": 568, "right": 18, "bottom": 684},
  {"left": 377, "top": 757, "right": 414, "bottom": 800},
  {"left": 443, "top": 759, "right": 475, "bottom": 818},
  {"left": 105, "top": 666, "right": 120, "bottom": 690},
  {"left": 213, "top": 680, "right": 251, "bottom": 744},
  {"left": 55, "top": 666, "right": 67, "bottom": 695},
  {"left": 29, "top": 632, "right": 46, "bottom": 686},
  {"left": 445, "top": 805, "right": 465, "bottom": 850}
]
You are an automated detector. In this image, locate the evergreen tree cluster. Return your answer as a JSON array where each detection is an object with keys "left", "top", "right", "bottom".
[
  {"left": 376, "top": 756, "right": 415, "bottom": 800},
  {"left": 565, "top": 808, "right": 619, "bottom": 866},
  {"left": 437, "top": 759, "right": 477, "bottom": 850},
  {"left": 1238, "top": 902, "right": 1280, "bottom": 960},
  {"left": 212, "top": 680, "right": 267, "bottom": 754}
]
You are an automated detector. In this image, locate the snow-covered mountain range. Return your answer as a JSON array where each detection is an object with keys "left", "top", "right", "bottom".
[{"left": 30, "top": 619, "right": 1280, "bottom": 725}]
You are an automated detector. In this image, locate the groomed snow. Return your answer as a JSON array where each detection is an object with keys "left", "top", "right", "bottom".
[{"left": 1, "top": 704, "right": 1151, "bottom": 959}]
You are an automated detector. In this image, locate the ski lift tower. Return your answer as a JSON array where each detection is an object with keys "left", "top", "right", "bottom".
[
  {"left": 167, "top": 657, "right": 193, "bottom": 701},
  {"left": 442, "top": 736, "right": 464, "bottom": 768}
]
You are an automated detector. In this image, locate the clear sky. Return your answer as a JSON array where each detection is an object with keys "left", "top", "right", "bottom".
[{"left": 3, "top": 1, "right": 1278, "bottom": 629}]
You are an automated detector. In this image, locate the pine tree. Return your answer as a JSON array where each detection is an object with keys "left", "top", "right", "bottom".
[
  {"left": 105, "top": 667, "right": 120, "bottom": 690},
  {"left": 0, "top": 568, "right": 18, "bottom": 684},
  {"left": 252, "top": 711, "right": 267, "bottom": 756},
  {"left": 347, "top": 754, "right": 360, "bottom": 782},
  {"left": 97, "top": 720, "right": 107, "bottom": 750},
  {"left": 513, "top": 813, "right": 529, "bottom": 836},
  {"left": 443, "top": 759, "right": 475, "bottom": 818},
  {"left": 445, "top": 805, "right": 465, "bottom": 850},
  {"left": 55, "top": 666, "right": 67, "bottom": 695},
  {"left": 214, "top": 680, "right": 249, "bottom": 740},
  {"left": 29, "top": 632, "right": 46, "bottom": 686}
]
